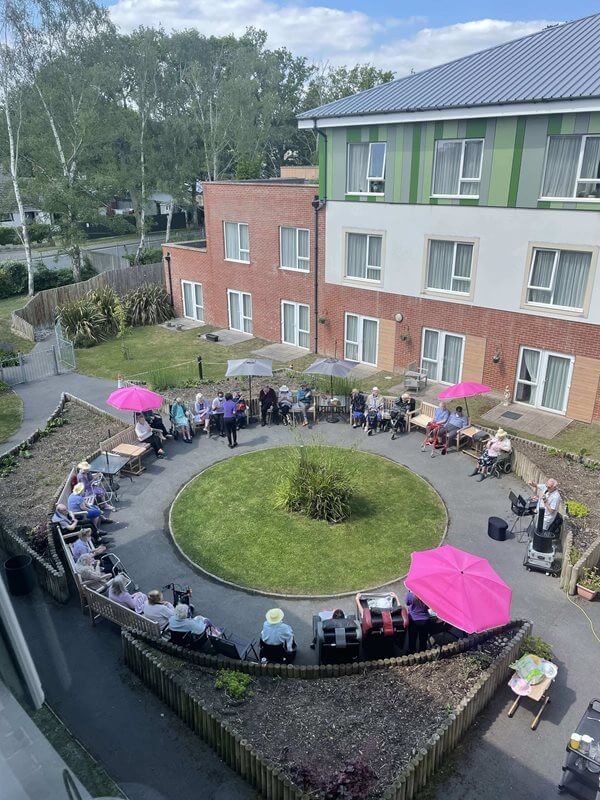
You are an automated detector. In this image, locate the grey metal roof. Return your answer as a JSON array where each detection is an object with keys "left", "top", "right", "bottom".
[{"left": 298, "top": 13, "right": 600, "bottom": 120}]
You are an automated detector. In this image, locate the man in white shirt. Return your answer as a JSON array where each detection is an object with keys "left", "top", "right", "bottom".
[
  {"left": 528, "top": 478, "right": 561, "bottom": 531},
  {"left": 135, "top": 413, "right": 165, "bottom": 457}
]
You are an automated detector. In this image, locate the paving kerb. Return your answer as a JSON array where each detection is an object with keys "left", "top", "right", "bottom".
[{"left": 4, "top": 376, "right": 600, "bottom": 799}]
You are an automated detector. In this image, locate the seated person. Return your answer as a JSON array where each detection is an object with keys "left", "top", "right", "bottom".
[
  {"left": 232, "top": 391, "right": 248, "bottom": 429},
  {"left": 143, "top": 589, "right": 175, "bottom": 624},
  {"left": 442, "top": 405, "right": 469, "bottom": 446},
  {"left": 311, "top": 608, "right": 345, "bottom": 648},
  {"left": 135, "top": 413, "right": 165, "bottom": 457},
  {"left": 168, "top": 603, "right": 220, "bottom": 637},
  {"left": 365, "top": 387, "right": 384, "bottom": 434},
  {"left": 470, "top": 428, "right": 511, "bottom": 481},
  {"left": 427, "top": 401, "right": 450, "bottom": 432},
  {"left": 67, "top": 483, "right": 104, "bottom": 533},
  {"left": 76, "top": 461, "right": 115, "bottom": 511},
  {"left": 193, "top": 393, "right": 211, "bottom": 433},
  {"left": 108, "top": 574, "right": 147, "bottom": 614},
  {"left": 74, "top": 553, "right": 112, "bottom": 592},
  {"left": 143, "top": 408, "right": 171, "bottom": 438},
  {"left": 278, "top": 385, "right": 293, "bottom": 425},
  {"left": 261, "top": 608, "right": 296, "bottom": 652},
  {"left": 71, "top": 528, "right": 106, "bottom": 562},
  {"left": 350, "top": 389, "right": 366, "bottom": 429},
  {"left": 171, "top": 397, "right": 192, "bottom": 443},
  {"left": 406, "top": 591, "right": 431, "bottom": 654},
  {"left": 259, "top": 385, "right": 278, "bottom": 426},
  {"left": 52, "top": 503, "right": 81, "bottom": 534},
  {"left": 296, "top": 383, "right": 312, "bottom": 427}
]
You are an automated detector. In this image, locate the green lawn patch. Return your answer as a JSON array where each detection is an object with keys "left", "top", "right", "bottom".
[
  {"left": 0, "top": 382, "right": 23, "bottom": 443},
  {"left": 0, "top": 294, "right": 35, "bottom": 354},
  {"left": 170, "top": 446, "right": 446, "bottom": 595}
]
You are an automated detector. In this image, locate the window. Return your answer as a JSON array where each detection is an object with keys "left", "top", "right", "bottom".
[
  {"left": 0, "top": 212, "right": 14, "bottom": 222},
  {"left": 425, "top": 240, "right": 473, "bottom": 295},
  {"left": 420, "top": 329, "right": 464, "bottom": 384},
  {"left": 345, "top": 233, "right": 382, "bottom": 282},
  {"left": 345, "top": 313, "right": 378, "bottom": 365},
  {"left": 181, "top": 280, "right": 204, "bottom": 321},
  {"left": 281, "top": 301, "right": 310, "bottom": 349},
  {"left": 347, "top": 142, "right": 386, "bottom": 194},
  {"left": 227, "top": 290, "right": 252, "bottom": 333},
  {"left": 541, "top": 135, "right": 600, "bottom": 199},
  {"left": 432, "top": 139, "right": 483, "bottom": 197},
  {"left": 526, "top": 248, "right": 592, "bottom": 312},
  {"left": 224, "top": 222, "right": 250, "bottom": 262},
  {"left": 515, "top": 347, "right": 573, "bottom": 414},
  {"left": 280, "top": 227, "right": 309, "bottom": 271}
]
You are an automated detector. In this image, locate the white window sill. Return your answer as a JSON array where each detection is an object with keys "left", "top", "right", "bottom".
[
  {"left": 423, "top": 288, "right": 473, "bottom": 301},
  {"left": 345, "top": 192, "right": 385, "bottom": 197},
  {"left": 523, "top": 302, "right": 585, "bottom": 317},
  {"left": 280, "top": 266, "right": 310, "bottom": 273},
  {"left": 539, "top": 196, "right": 600, "bottom": 203},
  {"left": 343, "top": 275, "right": 382, "bottom": 287},
  {"left": 224, "top": 258, "right": 250, "bottom": 264},
  {"left": 430, "top": 194, "right": 480, "bottom": 200}
]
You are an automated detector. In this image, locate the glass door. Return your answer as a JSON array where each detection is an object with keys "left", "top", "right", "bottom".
[
  {"left": 541, "top": 354, "right": 572, "bottom": 413},
  {"left": 282, "top": 302, "right": 310, "bottom": 348},
  {"left": 345, "top": 314, "right": 378, "bottom": 365},
  {"left": 228, "top": 290, "right": 252, "bottom": 333},
  {"left": 441, "top": 334, "right": 464, "bottom": 384},
  {"left": 515, "top": 347, "right": 573, "bottom": 414},
  {"left": 182, "top": 281, "right": 204, "bottom": 321},
  {"left": 421, "top": 329, "right": 464, "bottom": 383}
]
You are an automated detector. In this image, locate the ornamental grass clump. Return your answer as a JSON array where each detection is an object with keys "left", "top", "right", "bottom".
[{"left": 274, "top": 442, "right": 358, "bottom": 523}]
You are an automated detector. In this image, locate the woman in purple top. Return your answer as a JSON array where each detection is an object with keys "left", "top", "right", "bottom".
[
  {"left": 108, "top": 574, "right": 147, "bottom": 614},
  {"left": 223, "top": 393, "right": 238, "bottom": 448},
  {"left": 406, "top": 591, "right": 431, "bottom": 654}
]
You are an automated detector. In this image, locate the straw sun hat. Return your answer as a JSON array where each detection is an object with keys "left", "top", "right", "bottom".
[
  {"left": 495, "top": 428, "right": 508, "bottom": 439},
  {"left": 77, "top": 461, "right": 91, "bottom": 471},
  {"left": 265, "top": 608, "right": 284, "bottom": 625},
  {"left": 73, "top": 482, "right": 86, "bottom": 495}
]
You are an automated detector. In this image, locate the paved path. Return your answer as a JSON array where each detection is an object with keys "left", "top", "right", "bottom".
[{"left": 5, "top": 377, "right": 600, "bottom": 800}]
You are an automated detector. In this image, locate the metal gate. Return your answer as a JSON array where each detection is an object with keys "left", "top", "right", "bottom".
[{"left": 0, "top": 323, "right": 75, "bottom": 386}]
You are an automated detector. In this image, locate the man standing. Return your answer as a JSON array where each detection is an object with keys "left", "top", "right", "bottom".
[
  {"left": 528, "top": 478, "right": 561, "bottom": 531},
  {"left": 223, "top": 393, "right": 238, "bottom": 448},
  {"left": 211, "top": 391, "right": 226, "bottom": 437}
]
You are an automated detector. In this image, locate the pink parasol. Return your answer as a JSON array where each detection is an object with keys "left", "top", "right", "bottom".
[
  {"left": 437, "top": 381, "right": 491, "bottom": 419},
  {"left": 107, "top": 385, "right": 164, "bottom": 413},
  {"left": 405, "top": 545, "right": 512, "bottom": 633}
]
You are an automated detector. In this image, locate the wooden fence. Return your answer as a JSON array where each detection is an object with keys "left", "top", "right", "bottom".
[
  {"left": 562, "top": 535, "right": 600, "bottom": 595},
  {"left": 10, "top": 261, "right": 165, "bottom": 340},
  {"left": 122, "top": 620, "right": 530, "bottom": 800}
]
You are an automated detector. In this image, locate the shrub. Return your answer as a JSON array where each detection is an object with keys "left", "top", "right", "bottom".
[
  {"left": 0, "top": 227, "right": 18, "bottom": 246},
  {"left": 290, "top": 757, "right": 377, "bottom": 800},
  {"left": 124, "top": 247, "right": 163, "bottom": 266},
  {"left": 124, "top": 283, "right": 171, "bottom": 327},
  {"left": 88, "top": 286, "right": 125, "bottom": 337},
  {"left": 566, "top": 500, "right": 590, "bottom": 518},
  {"left": 214, "top": 670, "right": 253, "bottom": 701},
  {"left": 579, "top": 568, "right": 600, "bottom": 592},
  {"left": 26, "top": 222, "right": 52, "bottom": 243},
  {"left": 0, "top": 349, "right": 19, "bottom": 367},
  {"left": 569, "top": 544, "right": 583, "bottom": 566},
  {"left": 0, "top": 260, "right": 27, "bottom": 298},
  {"left": 57, "top": 298, "right": 107, "bottom": 347},
  {"left": 274, "top": 442, "right": 358, "bottom": 523},
  {"left": 519, "top": 635, "right": 553, "bottom": 661},
  {"left": 33, "top": 261, "right": 97, "bottom": 292}
]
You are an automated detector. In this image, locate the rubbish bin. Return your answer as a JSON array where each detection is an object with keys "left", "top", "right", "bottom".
[{"left": 4, "top": 554, "right": 35, "bottom": 596}]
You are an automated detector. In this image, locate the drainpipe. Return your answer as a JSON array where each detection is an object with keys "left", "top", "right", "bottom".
[
  {"left": 164, "top": 251, "right": 174, "bottom": 310},
  {"left": 312, "top": 121, "right": 327, "bottom": 354}
]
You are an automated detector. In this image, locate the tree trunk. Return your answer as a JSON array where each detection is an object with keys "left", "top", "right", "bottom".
[
  {"left": 3, "top": 101, "right": 35, "bottom": 296},
  {"left": 165, "top": 201, "right": 174, "bottom": 243},
  {"left": 71, "top": 244, "right": 82, "bottom": 282},
  {"left": 135, "top": 115, "right": 147, "bottom": 264}
]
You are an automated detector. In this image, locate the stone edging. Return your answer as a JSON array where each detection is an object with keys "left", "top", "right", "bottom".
[
  {"left": 167, "top": 447, "right": 449, "bottom": 600},
  {"left": 122, "top": 620, "right": 531, "bottom": 800}
]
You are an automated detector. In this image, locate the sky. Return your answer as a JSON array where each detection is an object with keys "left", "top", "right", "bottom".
[{"left": 105, "top": 0, "right": 600, "bottom": 76}]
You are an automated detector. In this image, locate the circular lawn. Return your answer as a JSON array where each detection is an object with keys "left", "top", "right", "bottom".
[{"left": 170, "top": 447, "right": 446, "bottom": 595}]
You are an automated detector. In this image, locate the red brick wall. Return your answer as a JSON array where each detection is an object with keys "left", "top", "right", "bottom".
[{"left": 164, "top": 182, "right": 600, "bottom": 420}]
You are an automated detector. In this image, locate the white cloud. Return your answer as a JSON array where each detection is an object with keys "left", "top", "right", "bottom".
[{"left": 109, "top": 0, "right": 557, "bottom": 75}]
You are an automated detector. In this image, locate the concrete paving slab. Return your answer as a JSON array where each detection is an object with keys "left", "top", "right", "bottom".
[
  {"left": 208, "top": 329, "right": 254, "bottom": 346},
  {"left": 252, "top": 342, "right": 308, "bottom": 362},
  {"left": 484, "top": 402, "right": 572, "bottom": 438}
]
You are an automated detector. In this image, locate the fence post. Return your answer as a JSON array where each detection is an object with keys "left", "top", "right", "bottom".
[
  {"left": 18, "top": 352, "right": 27, "bottom": 383},
  {"left": 51, "top": 345, "right": 60, "bottom": 375}
]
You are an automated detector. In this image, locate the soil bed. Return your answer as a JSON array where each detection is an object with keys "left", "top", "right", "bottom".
[
  {"left": 166, "top": 632, "right": 512, "bottom": 798},
  {"left": 0, "top": 399, "right": 126, "bottom": 551},
  {"left": 517, "top": 441, "right": 599, "bottom": 550}
]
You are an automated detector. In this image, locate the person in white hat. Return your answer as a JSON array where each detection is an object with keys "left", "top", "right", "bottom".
[
  {"left": 76, "top": 461, "right": 116, "bottom": 512},
  {"left": 193, "top": 393, "right": 211, "bottom": 433},
  {"left": 261, "top": 608, "right": 296, "bottom": 653},
  {"left": 278, "top": 385, "right": 293, "bottom": 426},
  {"left": 469, "top": 428, "right": 512, "bottom": 481},
  {"left": 67, "top": 482, "right": 104, "bottom": 532}
]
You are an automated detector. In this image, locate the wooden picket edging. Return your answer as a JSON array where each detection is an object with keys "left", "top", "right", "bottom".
[
  {"left": 563, "top": 535, "right": 600, "bottom": 596},
  {"left": 122, "top": 620, "right": 531, "bottom": 800},
  {"left": 11, "top": 261, "right": 164, "bottom": 340}
]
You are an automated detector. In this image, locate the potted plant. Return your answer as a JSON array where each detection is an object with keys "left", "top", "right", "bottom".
[{"left": 576, "top": 567, "right": 600, "bottom": 601}]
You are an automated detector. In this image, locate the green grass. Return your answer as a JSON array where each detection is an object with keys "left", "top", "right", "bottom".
[
  {"left": 0, "top": 294, "right": 35, "bottom": 354},
  {"left": 171, "top": 446, "right": 446, "bottom": 595},
  {"left": 0, "top": 381, "right": 23, "bottom": 443}
]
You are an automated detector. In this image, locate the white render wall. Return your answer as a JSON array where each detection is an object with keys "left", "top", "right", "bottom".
[{"left": 325, "top": 201, "right": 600, "bottom": 325}]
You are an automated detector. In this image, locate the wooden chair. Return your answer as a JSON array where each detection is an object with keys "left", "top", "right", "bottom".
[{"left": 407, "top": 401, "right": 439, "bottom": 433}]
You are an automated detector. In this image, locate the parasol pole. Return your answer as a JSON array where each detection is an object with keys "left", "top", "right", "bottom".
[
  {"left": 248, "top": 375, "right": 253, "bottom": 424},
  {"left": 464, "top": 396, "right": 470, "bottom": 421}
]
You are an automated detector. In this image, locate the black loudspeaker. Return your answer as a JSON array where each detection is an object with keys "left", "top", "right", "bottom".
[
  {"left": 532, "top": 531, "right": 554, "bottom": 553},
  {"left": 537, "top": 507, "right": 545, "bottom": 532},
  {"left": 488, "top": 516, "right": 508, "bottom": 541}
]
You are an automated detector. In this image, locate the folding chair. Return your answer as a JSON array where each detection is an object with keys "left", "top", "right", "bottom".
[{"left": 211, "top": 631, "right": 260, "bottom": 662}]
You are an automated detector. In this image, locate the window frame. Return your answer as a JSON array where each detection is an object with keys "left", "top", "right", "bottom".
[
  {"left": 521, "top": 241, "right": 597, "bottom": 318},
  {"left": 281, "top": 300, "right": 310, "bottom": 349},
  {"left": 346, "top": 141, "right": 387, "bottom": 196},
  {"left": 431, "top": 138, "right": 484, "bottom": 199},
  {"left": 181, "top": 280, "right": 204, "bottom": 322},
  {"left": 514, "top": 345, "right": 574, "bottom": 415},
  {"left": 223, "top": 221, "right": 250, "bottom": 263},
  {"left": 344, "top": 312, "right": 379, "bottom": 366},
  {"left": 422, "top": 235, "right": 478, "bottom": 300},
  {"left": 227, "top": 289, "right": 252, "bottom": 333},
  {"left": 0, "top": 212, "right": 14, "bottom": 222},
  {"left": 343, "top": 229, "right": 384, "bottom": 286},
  {"left": 279, "top": 226, "right": 310, "bottom": 272},
  {"left": 540, "top": 134, "right": 600, "bottom": 201},
  {"left": 420, "top": 327, "right": 465, "bottom": 385}
]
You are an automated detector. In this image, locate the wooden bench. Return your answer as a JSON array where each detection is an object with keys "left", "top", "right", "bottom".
[
  {"left": 82, "top": 585, "right": 164, "bottom": 638},
  {"left": 407, "top": 401, "right": 439, "bottom": 433}
]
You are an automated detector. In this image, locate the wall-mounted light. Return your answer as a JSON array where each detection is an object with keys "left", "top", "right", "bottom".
[{"left": 394, "top": 312, "right": 404, "bottom": 323}]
